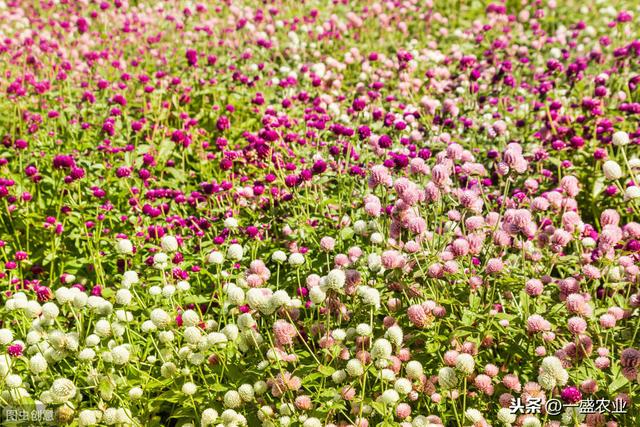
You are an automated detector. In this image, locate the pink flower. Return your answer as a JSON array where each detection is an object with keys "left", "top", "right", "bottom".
[
  {"left": 484, "top": 364, "right": 499, "bottom": 377},
  {"left": 567, "top": 317, "right": 587, "bottom": 335},
  {"left": 560, "top": 175, "right": 580, "bottom": 197},
  {"left": 474, "top": 374, "right": 494, "bottom": 395},
  {"left": 599, "top": 313, "right": 616, "bottom": 329},
  {"left": 525, "top": 279, "right": 544, "bottom": 296},
  {"left": 7, "top": 344, "right": 23, "bottom": 357},
  {"left": 502, "top": 374, "right": 521, "bottom": 392},
  {"left": 320, "top": 236, "right": 336, "bottom": 251},
  {"left": 395, "top": 403, "right": 411, "bottom": 419},
  {"left": 273, "top": 320, "right": 297, "bottom": 347},
  {"left": 407, "top": 304, "right": 429, "bottom": 328},
  {"left": 485, "top": 258, "right": 504, "bottom": 274},
  {"left": 294, "top": 395, "right": 313, "bottom": 411},
  {"left": 526, "top": 315, "right": 551, "bottom": 333}
]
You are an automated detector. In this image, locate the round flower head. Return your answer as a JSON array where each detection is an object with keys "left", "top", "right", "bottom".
[
  {"left": 0, "top": 329, "right": 13, "bottom": 345},
  {"left": 224, "top": 390, "right": 242, "bottom": 408},
  {"left": 116, "top": 238, "right": 133, "bottom": 255},
  {"left": 602, "top": 160, "right": 623, "bottom": 180},
  {"left": 49, "top": 378, "right": 77, "bottom": 403},
  {"left": 624, "top": 186, "right": 640, "bottom": 201},
  {"left": 207, "top": 251, "right": 224, "bottom": 265},
  {"left": 379, "top": 389, "right": 400, "bottom": 405},
  {"left": 521, "top": 416, "right": 542, "bottom": 427},
  {"left": 227, "top": 244, "right": 244, "bottom": 261},
  {"left": 455, "top": 353, "right": 475, "bottom": 375},
  {"left": 129, "top": 387, "right": 143, "bottom": 400},
  {"left": 29, "top": 353, "right": 48, "bottom": 374},
  {"left": 150, "top": 309, "right": 171, "bottom": 328},
  {"left": 201, "top": 408, "right": 218, "bottom": 426},
  {"left": 465, "top": 408, "right": 484, "bottom": 424},
  {"left": 371, "top": 338, "right": 393, "bottom": 360},
  {"left": 612, "top": 131, "right": 629, "bottom": 146},
  {"left": 394, "top": 378, "right": 412, "bottom": 394},
  {"left": 497, "top": 407, "right": 516, "bottom": 424},
  {"left": 161, "top": 235, "right": 179, "bottom": 252},
  {"left": 324, "top": 269, "right": 346, "bottom": 291},
  {"left": 288, "top": 252, "right": 305, "bottom": 266},
  {"left": 405, "top": 360, "right": 423, "bottom": 379},
  {"left": 438, "top": 367, "right": 458, "bottom": 389},
  {"left": 182, "top": 382, "right": 197, "bottom": 395},
  {"left": 271, "top": 250, "right": 287, "bottom": 263},
  {"left": 346, "top": 359, "right": 364, "bottom": 377}
]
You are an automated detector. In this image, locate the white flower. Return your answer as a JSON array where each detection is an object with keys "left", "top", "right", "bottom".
[
  {"left": 111, "top": 345, "right": 130, "bottom": 365},
  {"left": 612, "top": 131, "right": 630, "bottom": 146},
  {"left": 103, "top": 408, "right": 117, "bottom": 425},
  {"left": 79, "top": 348, "right": 96, "bottom": 361},
  {"left": 94, "top": 319, "right": 111, "bottom": 337},
  {"left": 378, "top": 389, "right": 399, "bottom": 405},
  {"left": 309, "top": 287, "right": 326, "bottom": 304},
  {"left": 184, "top": 326, "right": 203, "bottom": 344},
  {"left": 182, "top": 382, "right": 197, "bottom": 395},
  {"left": 238, "top": 384, "right": 254, "bottom": 402},
  {"left": 161, "top": 235, "right": 179, "bottom": 252},
  {"left": 29, "top": 353, "right": 48, "bottom": 374},
  {"left": 150, "top": 309, "right": 171, "bottom": 328},
  {"left": 331, "top": 329, "right": 346, "bottom": 341},
  {"left": 153, "top": 252, "right": 169, "bottom": 269},
  {"left": 358, "top": 286, "right": 380, "bottom": 309},
  {"left": 466, "top": 408, "right": 484, "bottom": 424},
  {"left": 271, "top": 250, "right": 287, "bottom": 263},
  {"left": 227, "top": 244, "right": 244, "bottom": 260},
  {"left": 603, "top": 160, "right": 623, "bottom": 180},
  {"left": 303, "top": 418, "right": 322, "bottom": 427},
  {"left": 129, "top": 387, "right": 143, "bottom": 400},
  {"left": 0, "top": 328, "right": 13, "bottom": 345},
  {"left": 324, "top": 269, "right": 346, "bottom": 291},
  {"left": 177, "top": 280, "right": 190, "bottom": 291},
  {"left": 370, "top": 232, "right": 384, "bottom": 244},
  {"left": 201, "top": 408, "right": 218, "bottom": 426},
  {"left": 355, "top": 323, "right": 372, "bottom": 336},
  {"left": 288, "top": 252, "right": 305, "bottom": 266},
  {"left": 224, "top": 217, "right": 239, "bottom": 228},
  {"left": 226, "top": 285, "right": 245, "bottom": 306},
  {"left": 385, "top": 325, "right": 403, "bottom": 348},
  {"left": 624, "top": 186, "right": 640, "bottom": 201},
  {"left": 78, "top": 410, "right": 98, "bottom": 426},
  {"left": 371, "top": 338, "right": 392, "bottom": 360},
  {"left": 116, "top": 239, "right": 134, "bottom": 255},
  {"left": 115, "top": 289, "right": 132, "bottom": 305},
  {"left": 25, "top": 300, "right": 42, "bottom": 317},
  {"left": 122, "top": 271, "right": 139, "bottom": 288},
  {"left": 42, "top": 302, "right": 60, "bottom": 319},
  {"left": 86, "top": 334, "right": 101, "bottom": 346},
  {"left": 346, "top": 359, "right": 364, "bottom": 376},
  {"left": 162, "top": 285, "right": 176, "bottom": 298},
  {"left": 406, "top": 360, "right": 423, "bottom": 379},
  {"left": 50, "top": 378, "right": 77, "bottom": 403},
  {"left": 5, "top": 374, "right": 22, "bottom": 388},
  {"left": 394, "top": 378, "right": 412, "bottom": 394},
  {"left": 497, "top": 407, "right": 517, "bottom": 424},
  {"left": 207, "top": 251, "right": 224, "bottom": 265},
  {"left": 354, "top": 220, "right": 367, "bottom": 235},
  {"left": 224, "top": 390, "right": 242, "bottom": 408},
  {"left": 455, "top": 353, "right": 475, "bottom": 375},
  {"left": 367, "top": 253, "right": 382, "bottom": 272},
  {"left": 182, "top": 310, "right": 200, "bottom": 327}
]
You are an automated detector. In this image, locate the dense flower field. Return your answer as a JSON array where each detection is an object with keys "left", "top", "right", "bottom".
[{"left": 0, "top": 0, "right": 639, "bottom": 426}]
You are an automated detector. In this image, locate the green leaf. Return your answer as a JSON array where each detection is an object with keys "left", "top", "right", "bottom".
[{"left": 317, "top": 365, "right": 336, "bottom": 376}]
